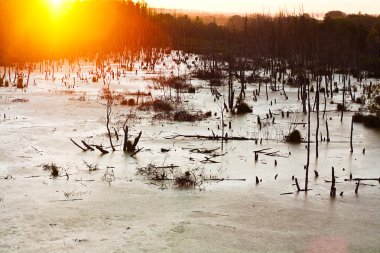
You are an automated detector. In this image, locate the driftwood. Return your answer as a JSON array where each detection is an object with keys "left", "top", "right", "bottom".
[
  {"left": 280, "top": 192, "right": 294, "bottom": 195},
  {"left": 130, "top": 147, "right": 143, "bottom": 157},
  {"left": 81, "top": 140, "right": 94, "bottom": 151},
  {"left": 95, "top": 145, "right": 109, "bottom": 154},
  {"left": 355, "top": 180, "right": 360, "bottom": 194},
  {"left": 189, "top": 147, "right": 220, "bottom": 154},
  {"left": 69, "top": 138, "right": 86, "bottom": 151},
  {"left": 295, "top": 178, "right": 301, "bottom": 191},
  {"left": 165, "top": 134, "right": 257, "bottom": 141},
  {"left": 344, "top": 177, "right": 380, "bottom": 182},
  {"left": 50, "top": 199, "right": 83, "bottom": 202},
  {"left": 254, "top": 148, "right": 289, "bottom": 158}
]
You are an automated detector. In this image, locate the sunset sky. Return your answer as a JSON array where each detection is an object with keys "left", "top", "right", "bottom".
[{"left": 146, "top": 0, "right": 380, "bottom": 14}]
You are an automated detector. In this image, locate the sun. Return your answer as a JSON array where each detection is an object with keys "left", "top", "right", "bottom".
[{"left": 51, "top": 0, "right": 63, "bottom": 7}]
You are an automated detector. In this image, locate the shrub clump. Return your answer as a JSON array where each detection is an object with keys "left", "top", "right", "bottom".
[
  {"left": 352, "top": 113, "right": 380, "bottom": 128},
  {"left": 188, "top": 86, "right": 196, "bottom": 93},
  {"left": 12, "top": 98, "right": 29, "bottom": 103},
  {"left": 42, "top": 163, "right": 59, "bottom": 177},
  {"left": 121, "top": 98, "right": 136, "bottom": 106},
  {"left": 285, "top": 130, "right": 302, "bottom": 143},
  {"left": 336, "top": 103, "right": 347, "bottom": 111},
  {"left": 352, "top": 113, "right": 364, "bottom": 123},
  {"left": 173, "top": 110, "right": 211, "bottom": 122},
  {"left": 139, "top": 99, "right": 173, "bottom": 112},
  {"left": 236, "top": 102, "right": 252, "bottom": 114},
  {"left": 363, "top": 115, "right": 380, "bottom": 128},
  {"left": 174, "top": 171, "right": 197, "bottom": 188},
  {"left": 153, "top": 99, "right": 173, "bottom": 112},
  {"left": 355, "top": 96, "right": 365, "bottom": 104},
  {"left": 173, "top": 110, "right": 197, "bottom": 121}
]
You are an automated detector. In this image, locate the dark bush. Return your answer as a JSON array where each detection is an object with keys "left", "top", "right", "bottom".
[
  {"left": 236, "top": 102, "right": 252, "bottom": 114},
  {"left": 355, "top": 97, "right": 364, "bottom": 104},
  {"left": 363, "top": 115, "right": 380, "bottom": 128},
  {"left": 17, "top": 77, "right": 23, "bottom": 89},
  {"left": 153, "top": 100, "right": 173, "bottom": 112},
  {"left": 286, "top": 130, "right": 302, "bottom": 143},
  {"left": 353, "top": 113, "right": 380, "bottom": 128},
  {"left": 173, "top": 110, "right": 197, "bottom": 122},
  {"left": 42, "top": 163, "right": 59, "bottom": 177},
  {"left": 333, "top": 87, "right": 339, "bottom": 93},
  {"left": 174, "top": 171, "right": 196, "bottom": 188},
  {"left": 204, "top": 111, "right": 212, "bottom": 117},
  {"left": 374, "top": 96, "right": 380, "bottom": 105},
  {"left": 352, "top": 113, "right": 364, "bottom": 123},
  {"left": 209, "top": 78, "right": 223, "bottom": 86},
  {"left": 188, "top": 87, "right": 196, "bottom": 93},
  {"left": 336, "top": 103, "right": 346, "bottom": 111},
  {"left": 319, "top": 87, "right": 325, "bottom": 93},
  {"left": 121, "top": 98, "right": 136, "bottom": 106}
]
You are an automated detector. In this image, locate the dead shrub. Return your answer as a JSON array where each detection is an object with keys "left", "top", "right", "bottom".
[
  {"left": 12, "top": 98, "right": 29, "bottom": 103},
  {"left": 139, "top": 99, "right": 173, "bottom": 112},
  {"left": 121, "top": 98, "right": 136, "bottom": 106},
  {"left": 236, "top": 102, "right": 252, "bottom": 114},
  {"left": 336, "top": 103, "right": 347, "bottom": 111},
  {"left": 42, "top": 163, "right": 59, "bottom": 177},
  {"left": 286, "top": 130, "right": 302, "bottom": 143},
  {"left": 153, "top": 100, "right": 173, "bottom": 112},
  {"left": 363, "top": 115, "right": 380, "bottom": 128},
  {"left": 174, "top": 171, "right": 197, "bottom": 188}
]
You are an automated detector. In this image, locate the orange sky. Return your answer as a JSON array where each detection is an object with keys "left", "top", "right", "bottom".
[{"left": 146, "top": 0, "right": 380, "bottom": 14}]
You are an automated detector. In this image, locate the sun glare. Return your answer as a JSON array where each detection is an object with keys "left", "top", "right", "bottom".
[{"left": 51, "top": 0, "right": 63, "bottom": 7}]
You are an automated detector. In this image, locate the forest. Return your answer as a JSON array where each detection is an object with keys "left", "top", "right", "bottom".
[{"left": 0, "top": 0, "right": 379, "bottom": 77}]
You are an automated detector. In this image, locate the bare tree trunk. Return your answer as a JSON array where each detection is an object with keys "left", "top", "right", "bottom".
[
  {"left": 330, "top": 166, "right": 336, "bottom": 197},
  {"left": 350, "top": 116, "right": 354, "bottom": 153},
  {"left": 105, "top": 98, "right": 115, "bottom": 152},
  {"left": 341, "top": 76, "right": 345, "bottom": 122},
  {"left": 305, "top": 80, "right": 311, "bottom": 191},
  {"left": 123, "top": 125, "right": 129, "bottom": 151},
  {"left": 316, "top": 77, "right": 320, "bottom": 158},
  {"left": 326, "top": 119, "right": 330, "bottom": 142}
]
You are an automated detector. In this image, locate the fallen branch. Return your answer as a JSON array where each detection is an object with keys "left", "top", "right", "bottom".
[
  {"left": 131, "top": 147, "right": 143, "bottom": 157},
  {"left": 344, "top": 177, "right": 380, "bottom": 182},
  {"left": 166, "top": 134, "right": 257, "bottom": 141},
  {"left": 69, "top": 138, "right": 86, "bottom": 151},
  {"left": 50, "top": 198, "right": 83, "bottom": 202},
  {"left": 81, "top": 140, "right": 94, "bottom": 151},
  {"left": 95, "top": 145, "right": 109, "bottom": 154}
]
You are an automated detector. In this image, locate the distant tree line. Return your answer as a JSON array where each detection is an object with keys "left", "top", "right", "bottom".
[{"left": 0, "top": 0, "right": 379, "bottom": 76}]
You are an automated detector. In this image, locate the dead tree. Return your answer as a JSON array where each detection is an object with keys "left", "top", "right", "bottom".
[
  {"left": 330, "top": 167, "right": 336, "bottom": 197},
  {"left": 103, "top": 83, "right": 116, "bottom": 152},
  {"left": 326, "top": 119, "right": 330, "bottom": 142},
  {"left": 341, "top": 76, "right": 345, "bottom": 122},
  {"left": 305, "top": 78, "right": 311, "bottom": 191},
  {"left": 350, "top": 116, "right": 354, "bottom": 153},
  {"left": 316, "top": 76, "right": 320, "bottom": 157}
]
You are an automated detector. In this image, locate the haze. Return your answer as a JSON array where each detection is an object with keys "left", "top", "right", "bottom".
[{"left": 146, "top": 0, "right": 380, "bottom": 14}]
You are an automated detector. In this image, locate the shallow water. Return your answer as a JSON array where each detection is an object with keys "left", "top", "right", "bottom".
[{"left": 0, "top": 61, "right": 379, "bottom": 252}]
